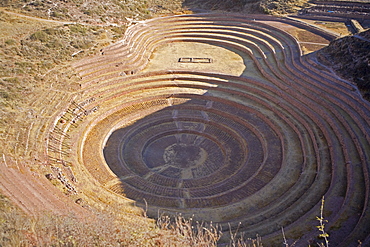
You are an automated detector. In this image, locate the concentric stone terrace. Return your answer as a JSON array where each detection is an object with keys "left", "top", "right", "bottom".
[{"left": 49, "top": 14, "right": 369, "bottom": 245}]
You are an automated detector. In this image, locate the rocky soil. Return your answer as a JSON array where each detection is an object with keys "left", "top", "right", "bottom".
[
  {"left": 317, "top": 29, "right": 370, "bottom": 101},
  {"left": 183, "top": 0, "right": 310, "bottom": 14}
]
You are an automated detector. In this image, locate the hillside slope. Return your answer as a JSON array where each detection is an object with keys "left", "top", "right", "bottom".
[
  {"left": 317, "top": 30, "right": 370, "bottom": 101},
  {"left": 1, "top": 0, "right": 310, "bottom": 20},
  {"left": 183, "top": 0, "right": 310, "bottom": 14},
  {"left": 0, "top": 0, "right": 187, "bottom": 22}
]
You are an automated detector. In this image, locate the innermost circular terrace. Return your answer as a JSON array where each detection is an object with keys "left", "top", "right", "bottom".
[{"left": 162, "top": 143, "right": 206, "bottom": 169}]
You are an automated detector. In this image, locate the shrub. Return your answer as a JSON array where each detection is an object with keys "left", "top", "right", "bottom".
[
  {"left": 30, "top": 30, "right": 49, "bottom": 42},
  {"left": 4, "top": 39, "right": 16, "bottom": 45}
]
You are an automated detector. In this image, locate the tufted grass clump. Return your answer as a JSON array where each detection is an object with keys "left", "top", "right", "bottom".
[
  {"left": 316, "top": 196, "right": 329, "bottom": 247},
  {"left": 156, "top": 214, "right": 222, "bottom": 246}
]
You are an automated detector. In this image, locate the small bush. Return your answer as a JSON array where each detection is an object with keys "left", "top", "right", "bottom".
[
  {"left": 45, "top": 38, "right": 64, "bottom": 49},
  {"left": 0, "top": 91, "right": 10, "bottom": 99},
  {"left": 44, "top": 27, "right": 65, "bottom": 36},
  {"left": 70, "top": 39, "right": 92, "bottom": 49},
  {"left": 30, "top": 30, "right": 49, "bottom": 42},
  {"left": 69, "top": 24, "right": 87, "bottom": 35},
  {"left": 4, "top": 77, "right": 20, "bottom": 84},
  {"left": 51, "top": 11, "right": 64, "bottom": 18},
  {"left": 4, "top": 39, "right": 16, "bottom": 46}
]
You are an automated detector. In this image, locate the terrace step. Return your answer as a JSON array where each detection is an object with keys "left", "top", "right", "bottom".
[{"left": 41, "top": 14, "right": 370, "bottom": 245}]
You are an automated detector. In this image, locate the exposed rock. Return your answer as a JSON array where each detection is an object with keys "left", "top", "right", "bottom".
[
  {"left": 75, "top": 198, "right": 83, "bottom": 204},
  {"left": 45, "top": 173, "right": 55, "bottom": 180}
]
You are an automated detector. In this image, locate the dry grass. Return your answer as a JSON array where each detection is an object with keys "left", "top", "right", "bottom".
[
  {"left": 0, "top": 194, "right": 158, "bottom": 246},
  {"left": 0, "top": 10, "right": 127, "bottom": 130},
  {"left": 156, "top": 214, "right": 221, "bottom": 246},
  {"left": 182, "top": 0, "right": 310, "bottom": 15},
  {"left": 0, "top": 0, "right": 189, "bottom": 130},
  {"left": 0, "top": 194, "right": 339, "bottom": 246},
  {"left": 258, "top": 0, "right": 311, "bottom": 15},
  {"left": 0, "top": 0, "right": 150, "bottom": 24},
  {"left": 1, "top": 0, "right": 311, "bottom": 18},
  {"left": 1, "top": 194, "right": 264, "bottom": 246}
]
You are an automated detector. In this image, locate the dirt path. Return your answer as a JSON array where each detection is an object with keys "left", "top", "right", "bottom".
[
  {"left": 2, "top": 9, "right": 125, "bottom": 27},
  {"left": 1, "top": 9, "right": 75, "bottom": 25},
  {"left": 298, "top": 41, "right": 328, "bottom": 46},
  {"left": 0, "top": 156, "right": 87, "bottom": 217}
]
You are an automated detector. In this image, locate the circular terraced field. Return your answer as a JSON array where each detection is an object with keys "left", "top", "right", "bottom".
[{"left": 41, "top": 14, "right": 370, "bottom": 245}]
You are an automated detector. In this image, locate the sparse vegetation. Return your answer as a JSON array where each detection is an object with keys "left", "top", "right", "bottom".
[
  {"left": 183, "top": 0, "right": 310, "bottom": 14},
  {"left": 0, "top": 0, "right": 152, "bottom": 23},
  {"left": 317, "top": 29, "right": 370, "bottom": 101},
  {"left": 316, "top": 196, "right": 329, "bottom": 247},
  {"left": 0, "top": 194, "right": 163, "bottom": 246},
  {"left": 258, "top": 0, "right": 310, "bottom": 15},
  {"left": 0, "top": 194, "right": 240, "bottom": 246},
  {"left": 0, "top": 11, "right": 127, "bottom": 128},
  {"left": 0, "top": 0, "right": 195, "bottom": 127},
  {"left": 1, "top": 193, "right": 337, "bottom": 246}
]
